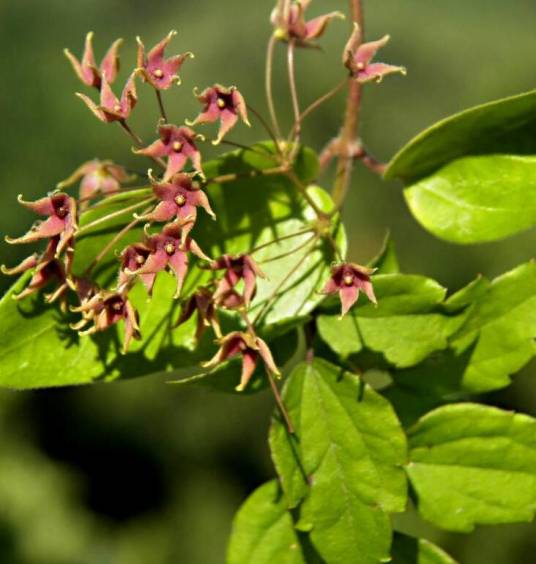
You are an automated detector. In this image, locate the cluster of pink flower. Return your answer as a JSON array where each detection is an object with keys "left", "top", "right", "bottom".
[
  {"left": 3, "top": 2, "right": 403, "bottom": 389},
  {"left": 2, "top": 31, "right": 275, "bottom": 390}
]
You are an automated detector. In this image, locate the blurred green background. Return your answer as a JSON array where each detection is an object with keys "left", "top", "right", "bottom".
[{"left": 1, "top": 1, "right": 535, "bottom": 562}]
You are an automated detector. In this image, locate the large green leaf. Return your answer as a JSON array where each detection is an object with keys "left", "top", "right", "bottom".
[
  {"left": 269, "top": 358, "right": 407, "bottom": 564},
  {"left": 391, "top": 534, "right": 456, "bottom": 564},
  {"left": 317, "top": 274, "right": 463, "bottom": 367},
  {"left": 403, "top": 155, "right": 536, "bottom": 244},
  {"left": 386, "top": 89, "right": 536, "bottom": 183},
  {"left": 0, "top": 143, "right": 344, "bottom": 389},
  {"left": 407, "top": 403, "right": 536, "bottom": 532},
  {"left": 226, "top": 480, "right": 304, "bottom": 564}
]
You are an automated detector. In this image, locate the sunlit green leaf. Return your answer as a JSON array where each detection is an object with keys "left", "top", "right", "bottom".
[
  {"left": 269, "top": 358, "right": 407, "bottom": 563},
  {"left": 386, "top": 89, "right": 536, "bottom": 183},
  {"left": 403, "top": 155, "right": 536, "bottom": 244},
  {"left": 407, "top": 403, "right": 536, "bottom": 532}
]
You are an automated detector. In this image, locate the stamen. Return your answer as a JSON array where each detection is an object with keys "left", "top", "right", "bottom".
[
  {"left": 217, "top": 98, "right": 226, "bottom": 109},
  {"left": 343, "top": 274, "right": 354, "bottom": 286},
  {"left": 56, "top": 207, "right": 68, "bottom": 219},
  {"left": 172, "top": 141, "right": 183, "bottom": 152},
  {"left": 153, "top": 68, "right": 164, "bottom": 79},
  {"left": 175, "top": 194, "right": 187, "bottom": 206},
  {"left": 135, "top": 254, "right": 145, "bottom": 265},
  {"left": 113, "top": 103, "right": 122, "bottom": 113},
  {"left": 165, "top": 242, "right": 175, "bottom": 255},
  {"left": 356, "top": 62, "right": 366, "bottom": 70}
]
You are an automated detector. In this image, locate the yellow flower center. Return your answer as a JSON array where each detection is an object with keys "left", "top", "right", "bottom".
[
  {"left": 217, "top": 98, "right": 226, "bottom": 109},
  {"left": 343, "top": 274, "right": 354, "bottom": 286},
  {"left": 172, "top": 141, "right": 183, "bottom": 152},
  {"left": 165, "top": 243, "right": 175, "bottom": 255},
  {"left": 113, "top": 104, "right": 122, "bottom": 113},
  {"left": 153, "top": 68, "right": 164, "bottom": 79},
  {"left": 175, "top": 194, "right": 187, "bottom": 206},
  {"left": 135, "top": 255, "right": 145, "bottom": 265}
]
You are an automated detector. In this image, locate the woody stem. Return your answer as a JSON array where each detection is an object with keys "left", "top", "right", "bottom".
[{"left": 331, "top": 0, "right": 364, "bottom": 209}]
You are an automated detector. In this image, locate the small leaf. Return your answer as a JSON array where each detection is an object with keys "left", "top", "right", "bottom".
[
  {"left": 269, "top": 358, "right": 407, "bottom": 563},
  {"left": 391, "top": 533, "right": 457, "bottom": 564},
  {"left": 386, "top": 89, "right": 536, "bottom": 183},
  {"left": 407, "top": 403, "right": 536, "bottom": 532},
  {"left": 403, "top": 155, "right": 536, "bottom": 244},
  {"left": 227, "top": 480, "right": 305, "bottom": 564}
]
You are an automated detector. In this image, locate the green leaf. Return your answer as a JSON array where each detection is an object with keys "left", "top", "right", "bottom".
[
  {"left": 407, "top": 403, "right": 536, "bottom": 532},
  {"left": 317, "top": 274, "right": 463, "bottom": 367},
  {"left": 0, "top": 143, "right": 343, "bottom": 389},
  {"left": 227, "top": 480, "right": 305, "bottom": 564},
  {"left": 403, "top": 155, "right": 536, "bottom": 244},
  {"left": 386, "top": 89, "right": 536, "bottom": 183},
  {"left": 269, "top": 358, "right": 407, "bottom": 563},
  {"left": 450, "top": 261, "right": 536, "bottom": 392},
  {"left": 391, "top": 534, "right": 457, "bottom": 564}
]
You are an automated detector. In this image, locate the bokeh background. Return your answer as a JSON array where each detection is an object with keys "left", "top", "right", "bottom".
[{"left": 1, "top": 1, "right": 536, "bottom": 562}]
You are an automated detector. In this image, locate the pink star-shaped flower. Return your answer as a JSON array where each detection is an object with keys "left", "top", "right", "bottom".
[
  {"left": 188, "top": 84, "right": 250, "bottom": 145},
  {"left": 77, "top": 73, "right": 137, "bottom": 122},
  {"left": 135, "top": 124, "right": 203, "bottom": 180},
  {"left": 141, "top": 173, "right": 214, "bottom": 240},
  {"left": 71, "top": 290, "right": 141, "bottom": 353},
  {"left": 136, "top": 31, "right": 193, "bottom": 90},
  {"left": 127, "top": 223, "right": 210, "bottom": 298},
  {"left": 271, "top": 0, "right": 344, "bottom": 47},
  {"left": 210, "top": 254, "right": 266, "bottom": 307},
  {"left": 343, "top": 23, "right": 406, "bottom": 83},
  {"left": 202, "top": 331, "right": 280, "bottom": 391},
  {"left": 64, "top": 32, "right": 122, "bottom": 88},
  {"left": 6, "top": 193, "right": 77, "bottom": 255},
  {"left": 1, "top": 237, "right": 67, "bottom": 303},
  {"left": 118, "top": 242, "right": 156, "bottom": 295},
  {"left": 58, "top": 159, "right": 133, "bottom": 209},
  {"left": 175, "top": 287, "right": 222, "bottom": 342},
  {"left": 321, "top": 262, "right": 377, "bottom": 317}
]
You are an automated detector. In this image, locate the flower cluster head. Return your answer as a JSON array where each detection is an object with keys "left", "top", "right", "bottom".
[
  {"left": 321, "top": 262, "right": 377, "bottom": 317},
  {"left": 136, "top": 31, "right": 193, "bottom": 90},
  {"left": 210, "top": 254, "right": 266, "bottom": 308},
  {"left": 271, "top": 0, "right": 344, "bottom": 47},
  {"left": 136, "top": 124, "right": 203, "bottom": 180},
  {"left": 203, "top": 331, "right": 280, "bottom": 392},
  {"left": 142, "top": 172, "right": 215, "bottom": 234},
  {"left": 71, "top": 290, "right": 140, "bottom": 354},
  {"left": 343, "top": 23, "right": 406, "bottom": 83},
  {"left": 64, "top": 32, "right": 122, "bottom": 89},
  {"left": 58, "top": 160, "right": 134, "bottom": 209},
  {"left": 6, "top": 193, "right": 77, "bottom": 255},
  {"left": 188, "top": 84, "right": 250, "bottom": 145}
]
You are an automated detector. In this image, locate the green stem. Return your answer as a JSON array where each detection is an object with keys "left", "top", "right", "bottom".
[{"left": 265, "top": 34, "right": 283, "bottom": 142}]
